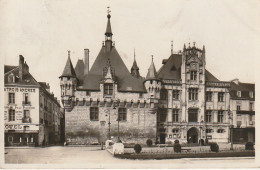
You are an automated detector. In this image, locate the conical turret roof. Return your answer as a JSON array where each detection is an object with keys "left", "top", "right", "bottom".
[
  {"left": 105, "top": 14, "right": 113, "bottom": 36},
  {"left": 146, "top": 58, "right": 158, "bottom": 80},
  {"left": 60, "top": 55, "right": 77, "bottom": 78}
]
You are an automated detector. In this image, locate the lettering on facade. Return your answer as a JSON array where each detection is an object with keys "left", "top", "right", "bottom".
[
  {"left": 4, "top": 87, "right": 36, "bottom": 93},
  {"left": 5, "top": 124, "right": 23, "bottom": 130}
]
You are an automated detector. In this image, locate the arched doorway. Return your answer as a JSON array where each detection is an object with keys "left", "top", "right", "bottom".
[{"left": 187, "top": 127, "right": 199, "bottom": 143}]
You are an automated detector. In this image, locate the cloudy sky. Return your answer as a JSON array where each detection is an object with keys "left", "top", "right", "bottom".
[{"left": 1, "top": 0, "right": 259, "bottom": 101}]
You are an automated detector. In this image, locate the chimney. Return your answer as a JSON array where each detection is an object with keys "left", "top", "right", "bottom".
[
  {"left": 19, "top": 55, "right": 24, "bottom": 81},
  {"left": 46, "top": 83, "right": 50, "bottom": 93},
  {"left": 84, "top": 49, "right": 89, "bottom": 75}
]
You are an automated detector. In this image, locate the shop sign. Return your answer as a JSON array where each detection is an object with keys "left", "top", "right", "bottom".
[
  {"left": 4, "top": 87, "right": 36, "bottom": 93},
  {"left": 5, "top": 124, "right": 23, "bottom": 130}
]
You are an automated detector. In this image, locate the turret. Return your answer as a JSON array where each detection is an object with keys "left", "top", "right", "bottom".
[
  {"left": 104, "top": 7, "right": 113, "bottom": 51},
  {"left": 144, "top": 55, "right": 161, "bottom": 100},
  {"left": 59, "top": 51, "right": 77, "bottom": 111},
  {"left": 130, "top": 49, "right": 140, "bottom": 78}
]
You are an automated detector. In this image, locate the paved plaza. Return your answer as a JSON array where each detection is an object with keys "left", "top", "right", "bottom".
[{"left": 4, "top": 146, "right": 256, "bottom": 169}]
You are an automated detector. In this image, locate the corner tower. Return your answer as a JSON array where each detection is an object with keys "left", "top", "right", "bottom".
[{"left": 59, "top": 51, "right": 77, "bottom": 112}]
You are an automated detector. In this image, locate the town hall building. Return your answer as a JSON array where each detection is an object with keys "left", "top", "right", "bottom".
[{"left": 60, "top": 12, "right": 255, "bottom": 145}]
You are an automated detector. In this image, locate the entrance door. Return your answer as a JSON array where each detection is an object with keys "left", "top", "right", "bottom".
[
  {"left": 160, "top": 133, "right": 166, "bottom": 144},
  {"left": 187, "top": 127, "right": 198, "bottom": 143}
]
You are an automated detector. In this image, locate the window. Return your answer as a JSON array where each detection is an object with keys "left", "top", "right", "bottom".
[
  {"left": 217, "top": 129, "right": 225, "bottom": 133},
  {"left": 250, "top": 102, "right": 253, "bottom": 111},
  {"left": 160, "top": 89, "right": 168, "bottom": 100},
  {"left": 205, "top": 110, "right": 212, "bottom": 123},
  {"left": 249, "top": 91, "right": 254, "bottom": 98},
  {"left": 9, "top": 109, "right": 15, "bottom": 121},
  {"left": 206, "top": 129, "right": 213, "bottom": 133},
  {"left": 206, "top": 92, "right": 212, "bottom": 101},
  {"left": 118, "top": 108, "right": 127, "bottom": 121},
  {"left": 90, "top": 107, "right": 99, "bottom": 121},
  {"left": 237, "top": 105, "right": 241, "bottom": 111},
  {"left": 9, "top": 93, "right": 15, "bottom": 104},
  {"left": 217, "top": 110, "right": 224, "bottom": 123},
  {"left": 188, "top": 109, "right": 198, "bottom": 122},
  {"left": 249, "top": 115, "right": 253, "bottom": 121},
  {"left": 172, "top": 90, "right": 179, "bottom": 100},
  {"left": 218, "top": 92, "right": 224, "bottom": 102},
  {"left": 86, "top": 91, "right": 90, "bottom": 96},
  {"left": 8, "top": 136, "right": 13, "bottom": 142},
  {"left": 172, "top": 109, "right": 179, "bottom": 122},
  {"left": 189, "top": 88, "right": 198, "bottom": 100},
  {"left": 104, "top": 83, "right": 113, "bottom": 95},
  {"left": 23, "top": 110, "right": 31, "bottom": 123},
  {"left": 8, "top": 74, "right": 15, "bottom": 83},
  {"left": 190, "top": 71, "right": 197, "bottom": 80},
  {"left": 24, "top": 126, "right": 29, "bottom": 131},
  {"left": 23, "top": 93, "right": 30, "bottom": 104},
  {"left": 139, "top": 93, "right": 143, "bottom": 98},
  {"left": 237, "top": 91, "right": 241, "bottom": 97},
  {"left": 158, "top": 108, "right": 167, "bottom": 122},
  {"left": 172, "top": 129, "right": 179, "bottom": 133}
]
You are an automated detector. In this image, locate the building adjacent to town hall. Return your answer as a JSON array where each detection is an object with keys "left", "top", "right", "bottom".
[
  {"left": 60, "top": 12, "right": 255, "bottom": 145},
  {"left": 4, "top": 55, "right": 65, "bottom": 146}
]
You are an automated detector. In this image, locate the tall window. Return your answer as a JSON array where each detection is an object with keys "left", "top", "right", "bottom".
[
  {"left": 188, "top": 109, "right": 198, "bottom": 122},
  {"left": 249, "top": 91, "right": 254, "bottom": 98},
  {"left": 104, "top": 83, "right": 113, "bottom": 95},
  {"left": 9, "top": 109, "right": 15, "bottom": 121},
  {"left": 218, "top": 110, "right": 224, "bottom": 123},
  {"left": 237, "top": 91, "right": 241, "bottom": 97},
  {"left": 189, "top": 88, "right": 198, "bottom": 100},
  {"left": 160, "top": 89, "right": 168, "bottom": 100},
  {"left": 205, "top": 110, "right": 212, "bottom": 122},
  {"left": 90, "top": 107, "right": 99, "bottom": 121},
  {"left": 190, "top": 71, "right": 197, "bottom": 80},
  {"left": 118, "top": 108, "right": 127, "bottom": 121},
  {"left": 206, "top": 92, "right": 212, "bottom": 101},
  {"left": 23, "top": 93, "right": 29, "bottom": 104},
  {"left": 172, "top": 109, "right": 179, "bottom": 122},
  {"left": 9, "top": 93, "right": 15, "bottom": 104},
  {"left": 172, "top": 90, "right": 179, "bottom": 100},
  {"left": 23, "top": 110, "right": 31, "bottom": 123},
  {"left": 159, "top": 108, "right": 167, "bottom": 122},
  {"left": 218, "top": 92, "right": 224, "bottom": 102},
  {"left": 237, "top": 105, "right": 241, "bottom": 111}
]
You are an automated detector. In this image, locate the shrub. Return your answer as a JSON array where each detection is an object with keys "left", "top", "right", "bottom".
[
  {"left": 134, "top": 144, "right": 142, "bottom": 154},
  {"left": 173, "top": 143, "right": 181, "bottom": 153},
  {"left": 210, "top": 143, "right": 219, "bottom": 152},
  {"left": 146, "top": 139, "right": 153, "bottom": 147},
  {"left": 245, "top": 142, "right": 254, "bottom": 150},
  {"left": 174, "top": 140, "right": 179, "bottom": 144}
]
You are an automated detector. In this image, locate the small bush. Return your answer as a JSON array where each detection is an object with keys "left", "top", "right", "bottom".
[
  {"left": 134, "top": 144, "right": 142, "bottom": 154},
  {"left": 174, "top": 140, "right": 179, "bottom": 144},
  {"left": 210, "top": 143, "right": 219, "bottom": 152},
  {"left": 146, "top": 139, "right": 153, "bottom": 147},
  {"left": 173, "top": 143, "right": 181, "bottom": 153},
  {"left": 245, "top": 142, "right": 254, "bottom": 150}
]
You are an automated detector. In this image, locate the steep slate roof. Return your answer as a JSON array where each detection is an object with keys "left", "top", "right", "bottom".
[
  {"left": 60, "top": 56, "right": 77, "bottom": 78},
  {"left": 229, "top": 81, "right": 255, "bottom": 100},
  {"left": 4, "top": 65, "right": 40, "bottom": 86},
  {"left": 75, "top": 59, "right": 84, "bottom": 79},
  {"left": 158, "top": 54, "right": 219, "bottom": 81},
  {"left": 146, "top": 59, "right": 158, "bottom": 80},
  {"left": 4, "top": 65, "right": 18, "bottom": 74}
]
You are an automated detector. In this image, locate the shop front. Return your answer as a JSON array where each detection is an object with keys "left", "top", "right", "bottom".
[{"left": 5, "top": 131, "right": 39, "bottom": 146}]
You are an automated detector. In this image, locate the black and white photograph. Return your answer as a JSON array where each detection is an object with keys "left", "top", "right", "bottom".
[{"left": 0, "top": 0, "right": 259, "bottom": 169}]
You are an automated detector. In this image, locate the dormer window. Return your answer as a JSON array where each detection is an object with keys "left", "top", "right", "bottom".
[
  {"left": 8, "top": 73, "right": 15, "bottom": 83},
  {"left": 237, "top": 91, "right": 241, "bottom": 97},
  {"left": 104, "top": 83, "right": 113, "bottom": 95},
  {"left": 249, "top": 91, "right": 254, "bottom": 98}
]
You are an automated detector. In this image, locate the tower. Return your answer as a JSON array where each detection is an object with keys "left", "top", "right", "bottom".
[
  {"left": 144, "top": 56, "right": 161, "bottom": 101},
  {"left": 59, "top": 51, "right": 77, "bottom": 111}
]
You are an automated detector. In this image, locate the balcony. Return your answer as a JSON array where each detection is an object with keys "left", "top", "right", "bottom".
[{"left": 22, "top": 101, "right": 31, "bottom": 105}]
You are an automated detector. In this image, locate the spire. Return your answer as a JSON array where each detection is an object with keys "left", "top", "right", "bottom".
[
  {"left": 146, "top": 55, "right": 158, "bottom": 80},
  {"left": 60, "top": 50, "right": 77, "bottom": 78},
  {"left": 105, "top": 7, "right": 113, "bottom": 39},
  {"left": 171, "top": 41, "right": 173, "bottom": 55},
  {"left": 131, "top": 49, "right": 140, "bottom": 78}
]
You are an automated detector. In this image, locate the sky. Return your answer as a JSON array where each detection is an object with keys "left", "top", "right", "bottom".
[{"left": 1, "top": 0, "right": 260, "bottom": 101}]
